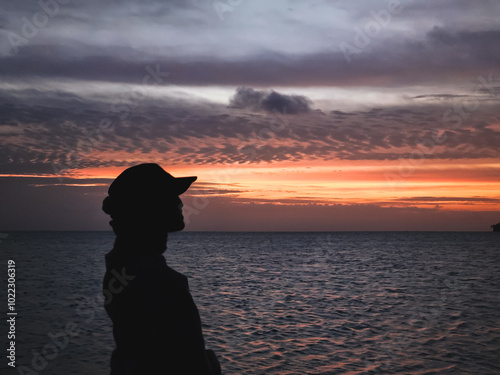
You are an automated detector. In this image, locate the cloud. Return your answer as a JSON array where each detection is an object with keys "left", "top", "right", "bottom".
[
  {"left": 229, "top": 87, "right": 312, "bottom": 114},
  {"left": 1, "top": 37, "right": 498, "bottom": 89},
  {"left": 413, "top": 94, "right": 471, "bottom": 100},
  {"left": 2, "top": 24, "right": 500, "bottom": 91},
  {"left": 394, "top": 196, "right": 500, "bottom": 203},
  {"left": 2, "top": 176, "right": 497, "bottom": 231},
  {"left": 0, "top": 0, "right": 499, "bottom": 93},
  {"left": 164, "top": 196, "right": 500, "bottom": 232},
  {"left": 2, "top": 1, "right": 500, "bottom": 231},
  {"left": 1, "top": 83, "right": 500, "bottom": 176},
  {"left": 2, "top": 0, "right": 500, "bottom": 89}
]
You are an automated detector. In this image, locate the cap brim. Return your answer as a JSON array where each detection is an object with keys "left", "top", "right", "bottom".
[{"left": 174, "top": 176, "right": 197, "bottom": 195}]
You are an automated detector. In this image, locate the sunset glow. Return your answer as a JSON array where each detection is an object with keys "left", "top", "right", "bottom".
[{"left": 1, "top": 1, "right": 499, "bottom": 230}]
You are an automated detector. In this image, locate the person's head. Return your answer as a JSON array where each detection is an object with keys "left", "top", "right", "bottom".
[{"left": 102, "top": 163, "right": 196, "bottom": 237}]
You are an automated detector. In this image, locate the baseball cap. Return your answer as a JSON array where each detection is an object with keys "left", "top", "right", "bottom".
[
  {"left": 102, "top": 163, "right": 196, "bottom": 215},
  {"left": 108, "top": 163, "right": 196, "bottom": 197}
]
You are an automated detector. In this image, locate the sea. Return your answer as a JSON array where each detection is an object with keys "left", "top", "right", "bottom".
[{"left": 0, "top": 231, "right": 499, "bottom": 375}]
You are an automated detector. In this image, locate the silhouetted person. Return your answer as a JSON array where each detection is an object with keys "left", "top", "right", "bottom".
[{"left": 102, "top": 163, "right": 221, "bottom": 375}]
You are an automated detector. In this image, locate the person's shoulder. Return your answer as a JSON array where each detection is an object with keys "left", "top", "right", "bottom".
[{"left": 126, "top": 252, "right": 190, "bottom": 291}]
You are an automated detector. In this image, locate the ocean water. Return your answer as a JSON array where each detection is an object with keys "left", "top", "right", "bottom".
[{"left": 1, "top": 231, "right": 499, "bottom": 374}]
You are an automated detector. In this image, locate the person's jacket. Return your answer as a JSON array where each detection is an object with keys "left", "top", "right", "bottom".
[{"left": 103, "top": 246, "right": 221, "bottom": 375}]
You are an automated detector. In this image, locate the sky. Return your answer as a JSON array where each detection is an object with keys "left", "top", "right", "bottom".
[{"left": 1, "top": 0, "right": 499, "bottom": 231}]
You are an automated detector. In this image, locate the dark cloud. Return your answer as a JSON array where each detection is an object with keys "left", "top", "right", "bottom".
[
  {"left": 1, "top": 41, "right": 498, "bottom": 88},
  {"left": 1, "top": 0, "right": 499, "bottom": 89},
  {"left": 427, "top": 27, "right": 500, "bottom": 63},
  {"left": 229, "top": 87, "right": 312, "bottom": 114},
  {"left": 2, "top": 25, "right": 500, "bottom": 89},
  {"left": 1, "top": 1, "right": 499, "bottom": 231},
  {"left": 260, "top": 91, "right": 311, "bottom": 114},
  {"left": 228, "top": 87, "right": 264, "bottom": 111},
  {"left": 1, "top": 84, "right": 499, "bottom": 176},
  {"left": 1, "top": 2, "right": 499, "bottom": 175}
]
